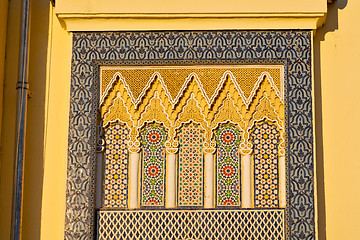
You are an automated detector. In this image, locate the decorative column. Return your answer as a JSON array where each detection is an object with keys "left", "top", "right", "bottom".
[
  {"left": 240, "top": 148, "right": 252, "bottom": 208},
  {"left": 204, "top": 147, "right": 216, "bottom": 208},
  {"left": 166, "top": 147, "right": 178, "bottom": 208},
  {"left": 128, "top": 147, "right": 140, "bottom": 209},
  {"left": 279, "top": 151, "right": 286, "bottom": 208}
]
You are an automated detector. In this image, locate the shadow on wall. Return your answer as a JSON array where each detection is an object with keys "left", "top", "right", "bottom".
[
  {"left": 22, "top": 0, "right": 51, "bottom": 239},
  {"left": 0, "top": 0, "right": 50, "bottom": 238},
  {"left": 314, "top": 0, "right": 348, "bottom": 240}
]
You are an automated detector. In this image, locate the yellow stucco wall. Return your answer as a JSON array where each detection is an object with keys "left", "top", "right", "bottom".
[
  {"left": 39, "top": 6, "right": 70, "bottom": 240},
  {"left": 55, "top": 0, "right": 326, "bottom": 14},
  {"left": 315, "top": 0, "right": 360, "bottom": 239},
  {"left": 0, "top": 0, "right": 59, "bottom": 239},
  {"left": 0, "top": 0, "right": 21, "bottom": 237},
  {"left": 0, "top": 0, "right": 359, "bottom": 239},
  {"left": 0, "top": 0, "right": 8, "bottom": 143}
]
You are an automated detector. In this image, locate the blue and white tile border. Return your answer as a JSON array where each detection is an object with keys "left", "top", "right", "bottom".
[{"left": 66, "top": 31, "right": 314, "bottom": 240}]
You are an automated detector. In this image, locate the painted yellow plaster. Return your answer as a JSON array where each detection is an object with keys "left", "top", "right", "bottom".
[
  {"left": 55, "top": 0, "right": 327, "bottom": 31},
  {"left": 315, "top": 1, "right": 360, "bottom": 239},
  {"left": 0, "top": 0, "right": 21, "bottom": 237},
  {"left": 59, "top": 15, "right": 326, "bottom": 32},
  {"left": 39, "top": 6, "right": 71, "bottom": 240},
  {"left": 0, "top": 0, "right": 58, "bottom": 239},
  {"left": 22, "top": 0, "right": 51, "bottom": 238},
  {"left": 0, "top": 0, "right": 8, "bottom": 145},
  {"left": 56, "top": 0, "right": 326, "bottom": 14}
]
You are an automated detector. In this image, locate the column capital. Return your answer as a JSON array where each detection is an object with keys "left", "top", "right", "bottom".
[
  {"left": 128, "top": 140, "right": 141, "bottom": 153},
  {"left": 279, "top": 147, "right": 285, "bottom": 157},
  {"left": 204, "top": 147, "right": 216, "bottom": 155},
  {"left": 129, "top": 147, "right": 140, "bottom": 153},
  {"left": 166, "top": 147, "right": 178, "bottom": 154},
  {"left": 240, "top": 148, "right": 252, "bottom": 156}
]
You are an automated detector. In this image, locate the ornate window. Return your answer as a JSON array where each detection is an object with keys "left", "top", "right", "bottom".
[
  {"left": 96, "top": 63, "right": 286, "bottom": 238},
  {"left": 66, "top": 31, "right": 315, "bottom": 240}
]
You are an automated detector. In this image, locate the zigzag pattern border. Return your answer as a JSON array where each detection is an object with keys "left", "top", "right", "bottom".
[
  {"left": 66, "top": 31, "right": 314, "bottom": 240},
  {"left": 99, "top": 68, "right": 283, "bottom": 109}
]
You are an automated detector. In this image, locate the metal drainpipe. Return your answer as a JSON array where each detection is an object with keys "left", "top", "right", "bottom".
[{"left": 11, "top": 0, "right": 30, "bottom": 239}]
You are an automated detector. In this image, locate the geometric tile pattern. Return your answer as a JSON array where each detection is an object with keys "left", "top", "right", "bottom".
[
  {"left": 103, "top": 122, "right": 129, "bottom": 208},
  {"left": 177, "top": 122, "right": 204, "bottom": 207},
  {"left": 251, "top": 120, "right": 280, "bottom": 208},
  {"left": 100, "top": 66, "right": 282, "bottom": 100},
  {"left": 68, "top": 31, "right": 314, "bottom": 239},
  {"left": 140, "top": 123, "right": 167, "bottom": 207},
  {"left": 215, "top": 123, "right": 242, "bottom": 207},
  {"left": 97, "top": 209, "right": 285, "bottom": 239}
]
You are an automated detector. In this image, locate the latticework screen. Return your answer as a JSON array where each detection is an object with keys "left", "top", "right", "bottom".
[{"left": 97, "top": 209, "right": 285, "bottom": 239}]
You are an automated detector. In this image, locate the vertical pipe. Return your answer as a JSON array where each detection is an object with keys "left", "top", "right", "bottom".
[
  {"left": 279, "top": 156, "right": 286, "bottom": 208},
  {"left": 11, "top": 0, "right": 30, "bottom": 239},
  {"left": 204, "top": 150, "right": 215, "bottom": 208},
  {"left": 242, "top": 154, "right": 252, "bottom": 208},
  {"left": 128, "top": 151, "right": 140, "bottom": 209},
  {"left": 166, "top": 151, "right": 176, "bottom": 208}
]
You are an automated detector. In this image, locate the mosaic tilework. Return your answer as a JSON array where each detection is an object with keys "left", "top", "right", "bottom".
[
  {"left": 103, "top": 122, "right": 129, "bottom": 208},
  {"left": 140, "top": 123, "right": 167, "bottom": 207},
  {"left": 215, "top": 123, "right": 242, "bottom": 207},
  {"left": 100, "top": 66, "right": 282, "bottom": 100},
  {"left": 251, "top": 120, "right": 280, "bottom": 208},
  {"left": 68, "top": 31, "right": 314, "bottom": 239},
  {"left": 177, "top": 122, "right": 204, "bottom": 206},
  {"left": 97, "top": 209, "right": 285, "bottom": 239}
]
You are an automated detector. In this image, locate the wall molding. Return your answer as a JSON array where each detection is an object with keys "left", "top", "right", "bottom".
[{"left": 57, "top": 12, "right": 326, "bottom": 31}]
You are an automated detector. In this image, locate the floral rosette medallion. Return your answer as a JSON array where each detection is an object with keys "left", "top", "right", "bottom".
[
  {"left": 140, "top": 123, "right": 167, "bottom": 206},
  {"left": 215, "top": 123, "right": 241, "bottom": 207}
]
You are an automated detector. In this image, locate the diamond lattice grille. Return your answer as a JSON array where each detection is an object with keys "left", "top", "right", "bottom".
[{"left": 97, "top": 209, "right": 284, "bottom": 239}]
